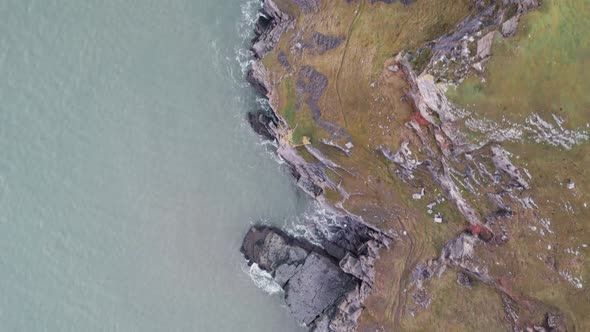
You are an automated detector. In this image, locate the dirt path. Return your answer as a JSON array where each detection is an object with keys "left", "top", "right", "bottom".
[{"left": 334, "top": 2, "right": 364, "bottom": 128}]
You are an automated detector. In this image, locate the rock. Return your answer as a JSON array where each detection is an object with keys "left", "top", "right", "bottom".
[
  {"left": 502, "top": 295, "right": 520, "bottom": 325},
  {"left": 434, "top": 213, "right": 443, "bottom": 224},
  {"left": 412, "top": 188, "right": 425, "bottom": 200},
  {"left": 457, "top": 271, "right": 473, "bottom": 288},
  {"left": 313, "top": 32, "right": 345, "bottom": 55},
  {"left": 502, "top": 16, "right": 519, "bottom": 37},
  {"left": 339, "top": 252, "right": 375, "bottom": 285},
  {"left": 477, "top": 31, "right": 496, "bottom": 59},
  {"left": 491, "top": 145, "right": 530, "bottom": 189},
  {"left": 241, "top": 224, "right": 385, "bottom": 331},
  {"left": 387, "top": 65, "right": 399, "bottom": 72},
  {"left": 241, "top": 226, "right": 310, "bottom": 271},
  {"left": 251, "top": 0, "right": 293, "bottom": 59},
  {"left": 517, "top": 0, "right": 541, "bottom": 12},
  {"left": 246, "top": 61, "right": 270, "bottom": 96},
  {"left": 285, "top": 252, "right": 357, "bottom": 325},
  {"left": 472, "top": 62, "right": 484, "bottom": 72},
  {"left": 275, "top": 263, "right": 301, "bottom": 287},
  {"left": 297, "top": 65, "right": 351, "bottom": 140},
  {"left": 440, "top": 232, "right": 476, "bottom": 265},
  {"left": 545, "top": 312, "right": 567, "bottom": 332}
]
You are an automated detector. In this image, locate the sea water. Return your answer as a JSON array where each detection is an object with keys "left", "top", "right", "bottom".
[{"left": 0, "top": 1, "right": 306, "bottom": 331}]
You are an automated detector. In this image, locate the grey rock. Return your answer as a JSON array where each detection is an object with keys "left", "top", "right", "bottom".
[
  {"left": 241, "top": 226, "right": 311, "bottom": 271},
  {"left": 440, "top": 232, "right": 476, "bottom": 265},
  {"left": 285, "top": 252, "right": 356, "bottom": 325},
  {"left": 456, "top": 271, "right": 473, "bottom": 288},
  {"left": 545, "top": 312, "right": 567, "bottom": 332},
  {"left": 339, "top": 253, "right": 374, "bottom": 285},
  {"left": 491, "top": 145, "right": 530, "bottom": 189},
  {"left": 241, "top": 224, "right": 385, "bottom": 331},
  {"left": 247, "top": 111, "right": 277, "bottom": 140},
  {"left": 247, "top": 61, "right": 270, "bottom": 96},
  {"left": 275, "top": 263, "right": 302, "bottom": 287},
  {"left": 477, "top": 31, "right": 496, "bottom": 59},
  {"left": 252, "top": 0, "right": 293, "bottom": 59},
  {"left": 502, "top": 16, "right": 519, "bottom": 37},
  {"left": 277, "top": 50, "right": 291, "bottom": 69}
]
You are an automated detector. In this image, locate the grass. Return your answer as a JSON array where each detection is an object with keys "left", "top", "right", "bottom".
[{"left": 447, "top": 1, "right": 590, "bottom": 329}]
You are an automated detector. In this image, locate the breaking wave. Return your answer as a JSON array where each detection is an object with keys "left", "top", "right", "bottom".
[{"left": 244, "top": 262, "right": 283, "bottom": 295}]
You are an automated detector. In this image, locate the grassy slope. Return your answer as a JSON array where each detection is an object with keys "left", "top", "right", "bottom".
[{"left": 448, "top": 1, "right": 590, "bottom": 330}]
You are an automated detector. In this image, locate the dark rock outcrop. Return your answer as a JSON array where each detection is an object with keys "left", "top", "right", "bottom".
[
  {"left": 247, "top": 111, "right": 277, "bottom": 141},
  {"left": 241, "top": 225, "right": 385, "bottom": 331},
  {"left": 312, "top": 32, "right": 345, "bottom": 55},
  {"left": 251, "top": 0, "right": 293, "bottom": 59}
]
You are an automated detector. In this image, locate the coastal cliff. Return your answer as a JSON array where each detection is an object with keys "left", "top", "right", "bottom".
[{"left": 242, "top": 0, "right": 589, "bottom": 331}]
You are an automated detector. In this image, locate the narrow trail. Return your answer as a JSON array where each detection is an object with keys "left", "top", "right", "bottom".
[
  {"left": 389, "top": 216, "right": 421, "bottom": 329},
  {"left": 334, "top": 2, "right": 363, "bottom": 129}
]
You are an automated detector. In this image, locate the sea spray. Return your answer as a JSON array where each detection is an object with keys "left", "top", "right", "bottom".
[{"left": 244, "top": 262, "right": 283, "bottom": 295}]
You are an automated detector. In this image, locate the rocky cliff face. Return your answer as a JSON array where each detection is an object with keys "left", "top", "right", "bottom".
[{"left": 242, "top": 0, "right": 584, "bottom": 331}]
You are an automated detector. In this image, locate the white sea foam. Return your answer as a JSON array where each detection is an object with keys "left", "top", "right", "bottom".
[
  {"left": 246, "top": 262, "right": 283, "bottom": 295},
  {"left": 284, "top": 202, "right": 346, "bottom": 247},
  {"left": 235, "top": 0, "right": 262, "bottom": 76}
]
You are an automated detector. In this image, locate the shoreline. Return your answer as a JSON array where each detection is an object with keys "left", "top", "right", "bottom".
[{"left": 243, "top": 1, "right": 388, "bottom": 330}]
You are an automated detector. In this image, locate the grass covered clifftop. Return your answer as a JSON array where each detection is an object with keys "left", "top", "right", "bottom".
[{"left": 251, "top": 0, "right": 589, "bottom": 330}]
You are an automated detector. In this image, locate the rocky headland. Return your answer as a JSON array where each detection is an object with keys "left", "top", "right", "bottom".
[{"left": 242, "top": 0, "right": 589, "bottom": 331}]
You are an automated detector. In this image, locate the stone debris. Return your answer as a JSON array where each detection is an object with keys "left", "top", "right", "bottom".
[
  {"left": 412, "top": 188, "right": 425, "bottom": 200},
  {"left": 525, "top": 113, "right": 589, "bottom": 150},
  {"left": 433, "top": 213, "right": 443, "bottom": 224},
  {"left": 457, "top": 271, "right": 473, "bottom": 288},
  {"left": 567, "top": 180, "right": 575, "bottom": 190},
  {"left": 491, "top": 145, "right": 530, "bottom": 190}
]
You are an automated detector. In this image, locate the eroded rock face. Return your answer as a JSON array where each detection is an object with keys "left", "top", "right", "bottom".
[
  {"left": 241, "top": 225, "right": 383, "bottom": 331},
  {"left": 251, "top": 0, "right": 293, "bottom": 59}
]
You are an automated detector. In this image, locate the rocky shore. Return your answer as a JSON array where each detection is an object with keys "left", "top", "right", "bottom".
[{"left": 243, "top": 1, "right": 391, "bottom": 330}]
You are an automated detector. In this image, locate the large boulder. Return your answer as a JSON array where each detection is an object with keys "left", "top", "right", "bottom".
[{"left": 241, "top": 225, "right": 383, "bottom": 330}]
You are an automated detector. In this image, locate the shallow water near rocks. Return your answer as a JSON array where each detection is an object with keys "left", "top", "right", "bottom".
[{"left": 0, "top": 0, "right": 305, "bottom": 331}]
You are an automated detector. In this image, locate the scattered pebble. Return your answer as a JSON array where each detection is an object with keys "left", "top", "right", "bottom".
[
  {"left": 412, "top": 188, "right": 425, "bottom": 200},
  {"left": 387, "top": 65, "right": 399, "bottom": 72},
  {"left": 434, "top": 213, "right": 443, "bottom": 224},
  {"left": 567, "top": 180, "right": 575, "bottom": 190}
]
